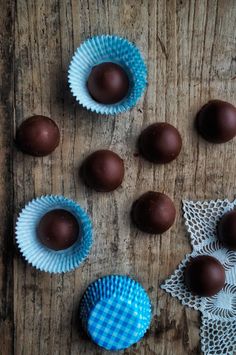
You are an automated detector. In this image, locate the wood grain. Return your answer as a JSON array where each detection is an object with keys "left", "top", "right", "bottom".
[
  {"left": 0, "top": 0, "right": 235, "bottom": 354},
  {"left": 0, "top": 1, "right": 14, "bottom": 354}
]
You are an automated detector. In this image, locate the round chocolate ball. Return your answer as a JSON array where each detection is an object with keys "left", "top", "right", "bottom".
[
  {"left": 184, "top": 255, "right": 225, "bottom": 297},
  {"left": 87, "top": 62, "right": 129, "bottom": 104},
  {"left": 196, "top": 100, "right": 236, "bottom": 143},
  {"left": 16, "top": 115, "right": 60, "bottom": 156},
  {"left": 131, "top": 191, "right": 176, "bottom": 234},
  {"left": 37, "top": 209, "right": 80, "bottom": 251},
  {"left": 217, "top": 210, "right": 236, "bottom": 250},
  {"left": 138, "top": 123, "right": 182, "bottom": 164},
  {"left": 81, "top": 149, "right": 124, "bottom": 192}
]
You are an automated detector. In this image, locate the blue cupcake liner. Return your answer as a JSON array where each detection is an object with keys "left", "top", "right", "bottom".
[
  {"left": 79, "top": 275, "right": 152, "bottom": 351},
  {"left": 68, "top": 35, "right": 147, "bottom": 115},
  {"left": 15, "top": 195, "right": 93, "bottom": 273}
]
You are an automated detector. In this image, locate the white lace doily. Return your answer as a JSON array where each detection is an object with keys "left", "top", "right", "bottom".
[{"left": 161, "top": 199, "right": 236, "bottom": 355}]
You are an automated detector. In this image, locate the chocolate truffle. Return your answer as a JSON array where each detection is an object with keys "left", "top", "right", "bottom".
[
  {"left": 81, "top": 149, "right": 124, "bottom": 192},
  {"left": 217, "top": 210, "right": 236, "bottom": 250},
  {"left": 184, "top": 255, "right": 225, "bottom": 297},
  {"left": 138, "top": 123, "right": 182, "bottom": 164},
  {"left": 37, "top": 209, "right": 79, "bottom": 251},
  {"left": 131, "top": 191, "right": 176, "bottom": 234},
  {"left": 16, "top": 115, "right": 60, "bottom": 156},
  {"left": 196, "top": 100, "right": 236, "bottom": 143},
  {"left": 87, "top": 62, "right": 129, "bottom": 104}
]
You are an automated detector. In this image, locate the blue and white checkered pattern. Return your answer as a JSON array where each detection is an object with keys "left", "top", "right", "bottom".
[
  {"left": 88, "top": 298, "right": 141, "bottom": 350},
  {"left": 80, "top": 275, "right": 152, "bottom": 351}
]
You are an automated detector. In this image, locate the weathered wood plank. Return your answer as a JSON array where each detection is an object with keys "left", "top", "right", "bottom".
[
  {"left": 0, "top": 1, "right": 15, "bottom": 354},
  {"left": 0, "top": 0, "right": 235, "bottom": 354}
]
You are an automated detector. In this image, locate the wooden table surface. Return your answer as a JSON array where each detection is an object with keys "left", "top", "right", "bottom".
[{"left": 1, "top": 0, "right": 235, "bottom": 354}]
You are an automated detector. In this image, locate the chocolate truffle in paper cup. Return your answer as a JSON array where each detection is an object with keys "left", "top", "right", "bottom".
[
  {"left": 79, "top": 275, "right": 152, "bottom": 351},
  {"left": 15, "top": 195, "right": 93, "bottom": 273},
  {"left": 68, "top": 35, "right": 147, "bottom": 115}
]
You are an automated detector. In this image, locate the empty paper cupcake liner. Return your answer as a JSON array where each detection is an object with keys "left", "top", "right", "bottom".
[
  {"left": 15, "top": 195, "right": 93, "bottom": 273},
  {"left": 79, "top": 275, "right": 152, "bottom": 351},
  {"left": 68, "top": 35, "right": 147, "bottom": 115}
]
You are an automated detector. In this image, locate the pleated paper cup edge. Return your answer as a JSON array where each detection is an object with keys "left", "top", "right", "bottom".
[
  {"left": 15, "top": 195, "right": 93, "bottom": 273},
  {"left": 80, "top": 275, "right": 152, "bottom": 330},
  {"left": 68, "top": 34, "right": 147, "bottom": 115}
]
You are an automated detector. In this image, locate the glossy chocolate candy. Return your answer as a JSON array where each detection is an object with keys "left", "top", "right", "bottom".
[
  {"left": 184, "top": 255, "right": 225, "bottom": 297},
  {"left": 87, "top": 62, "right": 129, "bottom": 104},
  {"left": 138, "top": 123, "right": 182, "bottom": 164},
  {"left": 218, "top": 210, "right": 236, "bottom": 250},
  {"left": 16, "top": 115, "right": 60, "bottom": 156},
  {"left": 81, "top": 149, "right": 124, "bottom": 192},
  {"left": 37, "top": 209, "right": 80, "bottom": 251},
  {"left": 196, "top": 100, "right": 236, "bottom": 143},
  {"left": 131, "top": 191, "right": 176, "bottom": 234}
]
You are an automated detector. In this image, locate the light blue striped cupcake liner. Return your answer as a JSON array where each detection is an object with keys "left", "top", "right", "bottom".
[
  {"left": 15, "top": 195, "right": 93, "bottom": 273},
  {"left": 68, "top": 35, "right": 147, "bottom": 115},
  {"left": 79, "top": 275, "right": 152, "bottom": 350}
]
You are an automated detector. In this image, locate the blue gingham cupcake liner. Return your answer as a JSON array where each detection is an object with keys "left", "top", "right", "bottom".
[
  {"left": 15, "top": 195, "right": 93, "bottom": 273},
  {"left": 68, "top": 35, "right": 147, "bottom": 115},
  {"left": 79, "top": 275, "right": 152, "bottom": 351}
]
